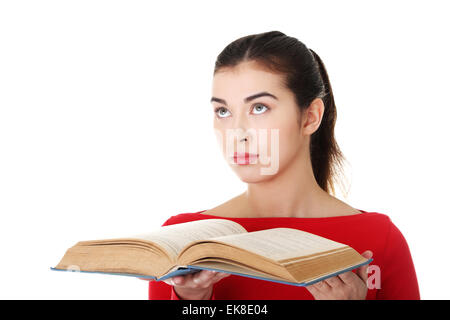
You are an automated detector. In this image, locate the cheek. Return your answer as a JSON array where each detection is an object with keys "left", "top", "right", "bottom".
[
  {"left": 262, "top": 116, "right": 302, "bottom": 160},
  {"left": 278, "top": 126, "right": 301, "bottom": 166},
  {"left": 213, "top": 126, "right": 227, "bottom": 154}
]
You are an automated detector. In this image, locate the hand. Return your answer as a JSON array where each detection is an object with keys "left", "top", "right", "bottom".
[
  {"left": 140, "top": 270, "right": 230, "bottom": 300},
  {"left": 305, "top": 250, "right": 373, "bottom": 300}
]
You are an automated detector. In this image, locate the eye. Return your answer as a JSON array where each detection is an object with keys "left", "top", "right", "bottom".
[
  {"left": 214, "top": 107, "right": 231, "bottom": 118},
  {"left": 251, "top": 103, "right": 269, "bottom": 115}
]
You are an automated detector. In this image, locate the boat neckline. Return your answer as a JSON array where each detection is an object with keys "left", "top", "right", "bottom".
[{"left": 194, "top": 209, "right": 376, "bottom": 221}]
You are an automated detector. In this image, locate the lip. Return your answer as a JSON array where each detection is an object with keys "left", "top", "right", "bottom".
[{"left": 231, "top": 152, "right": 259, "bottom": 165}]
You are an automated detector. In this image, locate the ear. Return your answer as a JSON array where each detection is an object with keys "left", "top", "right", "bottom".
[{"left": 301, "top": 98, "right": 324, "bottom": 136}]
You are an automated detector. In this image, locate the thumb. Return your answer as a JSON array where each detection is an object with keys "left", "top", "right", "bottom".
[
  {"left": 356, "top": 250, "right": 373, "bottom": 282},
  {"left": 361, "top": 250, "right": 373, "bottom": 260}
]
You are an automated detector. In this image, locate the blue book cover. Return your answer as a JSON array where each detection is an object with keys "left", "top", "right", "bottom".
[{"left": 50, "top": 257, "right": 372, "bottom": 287}]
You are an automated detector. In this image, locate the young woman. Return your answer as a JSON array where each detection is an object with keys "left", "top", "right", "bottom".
[{"left": 143, "top": 31, "right": 420, "bottom": 300}]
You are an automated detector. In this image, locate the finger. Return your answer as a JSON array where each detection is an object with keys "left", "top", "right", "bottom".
[
  {"left": 211, "top": 271, "right": 231, "bottom": 282},
  {"left": 305, "top": 283, "right": 319, "bottom": 296},
  {"left": 163, "top": 270, "right": 229, "bottom": 287},
  {"left": 191, "top": 270, "right": 218, "bottom": 286},
  {"left": 162, "top": 279, "right": 173, "bottom": 286},
  {"left": 164, "top": 275, "right": 187, "bottom": 286},
  {"left": 361, "top": 250, "right": 373, "bottom": 259},
  {"left": 311, "top": 280, "right": 332, "bottom": 291},
  {"left": 162, "top": 278, "right": 172, "bottom": 286},
  {"left": 356, "top": 250, "right": 373, "bottom": 282},
  {"left": 324, "top": 275, "right": 345, "bottom": 288},
  {"left": 212, "top": 271, "right": 230, "bottom": 278},
  {"left": 338, "top": 270, "right": 360, "bottom": 286},
  {"left": 176, "top": 271, "right": 203, "bottom": 286},
  {"left": 305, "top": 280, "right": 328, "bottom": 298}
]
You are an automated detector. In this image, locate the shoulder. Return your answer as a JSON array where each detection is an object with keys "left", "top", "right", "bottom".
[
  {"left": 340, "top": 209, "right": 413, "bottom": 249},
  {"left": 357, "top": 210, "right": 394, "bottom": 229},
  {"left": 368, "top": 211, "right": 402, "bottom": 236},
  {"left": 379, "top": 214, "right": 412, "bottom": 251},
  {"left": 338, "top": 210, "right": 399, "bottom": 247},
  {"left": 359, "top": 211, "right": 413, "bottom": 258}
]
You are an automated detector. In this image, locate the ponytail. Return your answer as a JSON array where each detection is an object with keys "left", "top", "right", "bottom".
[{"left": 308, "top": 48, "right": 346, "bottom": 195}]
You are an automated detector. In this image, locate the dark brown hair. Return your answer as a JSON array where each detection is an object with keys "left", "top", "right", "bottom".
[{"left": 213, "top": 31, "right": 346, "bottom": 195}]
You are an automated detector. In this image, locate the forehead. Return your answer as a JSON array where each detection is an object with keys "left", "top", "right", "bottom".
[{"left": 212, "top": 61, "right": 285, "bottom": 97}]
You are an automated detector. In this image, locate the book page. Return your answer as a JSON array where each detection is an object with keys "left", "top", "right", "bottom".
[
  {"left": 129, "top": 219, "right": 247, "bottom": 259},
  {"left": 208, "top": 228, "right": 348, "bottom": 262}
]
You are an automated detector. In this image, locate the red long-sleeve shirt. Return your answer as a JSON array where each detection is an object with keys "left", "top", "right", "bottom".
[{"left": 148, "top": 209, "right": 420, "bottom": 300}]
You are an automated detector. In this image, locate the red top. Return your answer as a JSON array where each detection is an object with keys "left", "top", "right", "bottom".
[{"left": 148, "top": 209, "right": 420, "bottom": 300}]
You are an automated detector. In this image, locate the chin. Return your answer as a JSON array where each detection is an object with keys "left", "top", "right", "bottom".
[{"left": 231, "top": 165, "right": 278, "bottom": 184}]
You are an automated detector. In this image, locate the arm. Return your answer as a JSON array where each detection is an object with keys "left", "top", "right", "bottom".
[{"left": 376, "top": 220, "right": 420, "bottom": 299}]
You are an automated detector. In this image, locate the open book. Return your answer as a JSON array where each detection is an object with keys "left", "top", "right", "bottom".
[{"left": 51, "top": 219, "right": 372, "bottom": 287}]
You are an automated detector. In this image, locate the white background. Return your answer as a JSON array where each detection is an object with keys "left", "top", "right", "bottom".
[{"left": 0, "top": 0, "right": 448, "bottom": 299}]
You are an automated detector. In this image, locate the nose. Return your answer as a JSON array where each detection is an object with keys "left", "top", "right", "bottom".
[
  {"left": 234, "top": 122, "right": 250, "bottom": 144},
  {"left": 234, "top": 126, "right": 252, "bottom": 150},
  {"left": 232, "top": 113, "right": 250, "bottom": 141},
  {"left": 227, "top": 110, "right": 257, "bottom": 154}
]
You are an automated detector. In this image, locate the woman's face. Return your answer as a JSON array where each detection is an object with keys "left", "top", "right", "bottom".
[{"left": 211, "top": 60, "right": 313, "bottom": 183}]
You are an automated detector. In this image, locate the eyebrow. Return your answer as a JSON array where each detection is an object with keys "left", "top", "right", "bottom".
[{"left": 210, "top": 91, "right": 278, "bottom": 105}]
